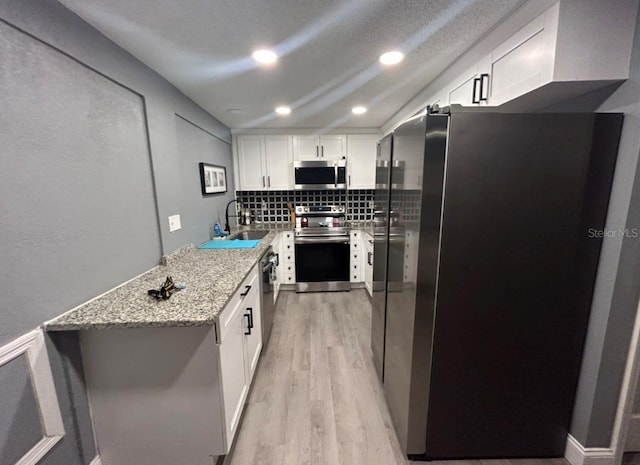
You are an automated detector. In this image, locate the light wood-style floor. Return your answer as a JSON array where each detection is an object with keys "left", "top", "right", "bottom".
[{"left": 227, "top": 290, "right": 571, "bottom": 465}]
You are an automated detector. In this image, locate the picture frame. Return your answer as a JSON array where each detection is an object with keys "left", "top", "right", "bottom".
[{"left": 199, "top": 163, "right": 227, "bottom": 195}]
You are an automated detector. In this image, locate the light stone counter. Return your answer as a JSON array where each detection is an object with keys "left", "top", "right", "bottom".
[{"left": 45, "top": 231, "right": 276, "bottom": 331}]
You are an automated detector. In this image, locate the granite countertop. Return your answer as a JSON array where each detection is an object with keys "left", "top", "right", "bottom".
[{"left": 45, "top": 231, "right": 277, "bottom": 331}]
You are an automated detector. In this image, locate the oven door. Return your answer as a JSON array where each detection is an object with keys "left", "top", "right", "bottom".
[{"left": 294, "top": 236, "right": 350, "bottom": 292}]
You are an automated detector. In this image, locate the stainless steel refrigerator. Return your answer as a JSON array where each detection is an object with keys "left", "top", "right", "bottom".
[{"left": 371, "top": 106, "right": 623, "bottom": 459}]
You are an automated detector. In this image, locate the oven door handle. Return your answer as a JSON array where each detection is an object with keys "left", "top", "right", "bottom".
[{"left": 294, "top": 237, "right": 350, "bottom": 245}]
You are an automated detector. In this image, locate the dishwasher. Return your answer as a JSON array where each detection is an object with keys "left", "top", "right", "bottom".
[{"left": 260, "top": 247, "right": 278, "bottom": 347}]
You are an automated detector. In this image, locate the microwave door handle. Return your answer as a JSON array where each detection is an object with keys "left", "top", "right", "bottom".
[{"left": 335, "top": 165, "right": 338, "bottom": 187}]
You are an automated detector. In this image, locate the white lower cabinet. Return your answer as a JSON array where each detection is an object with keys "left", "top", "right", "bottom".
[
  {"left": 350, "top": 230, "right": 363, "bottom": 283},
  {"left": 278, "top": 231, "right": 296, "bottom": 285},
  {"left": 364, "top": 231, "right": 373, "bottom": 296},
  {"left": 80, "top": 264, "right": 263, "bottom": 465},
  {"left": 218, "top": 265, "right": 262, "bottom": 448},
  {"left": 218, "top": 298, "right": 249, "bottom": 446}
]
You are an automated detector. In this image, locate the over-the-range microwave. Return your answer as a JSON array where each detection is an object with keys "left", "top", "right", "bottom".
[{"left": 293, "top": 160, "right": 347, "bottom": 190}]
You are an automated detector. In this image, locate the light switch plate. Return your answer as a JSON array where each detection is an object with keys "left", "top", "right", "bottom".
[{"left": 168, "top": 214, "right": 181, "bottom": 232}]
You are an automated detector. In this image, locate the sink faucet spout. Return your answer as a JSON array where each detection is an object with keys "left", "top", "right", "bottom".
[{"left": 224, "top": 199, "right": 244, "bottom": 234}]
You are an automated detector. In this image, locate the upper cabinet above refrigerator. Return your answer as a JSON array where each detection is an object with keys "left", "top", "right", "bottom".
[
  {"left": 346, "top": 134, "right": 378, "bottom": 189},
  {"left": 419, "top": 0, "right": 637, "bottom": 113}
]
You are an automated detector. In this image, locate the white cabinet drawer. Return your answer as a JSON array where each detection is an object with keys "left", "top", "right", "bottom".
[
  {"left": 282, "top": 231, "right": 294, "bottom": 242},
  {"left": 282, "top": 241, "right": 294, "bottom": 253},
  {"left": 219, "top": 266, "right": 258, "bottom": 343}
]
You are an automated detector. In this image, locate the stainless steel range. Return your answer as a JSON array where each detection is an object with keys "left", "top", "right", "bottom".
[{"left": 294, "top": 205, "right": 350, "bottom": 292}]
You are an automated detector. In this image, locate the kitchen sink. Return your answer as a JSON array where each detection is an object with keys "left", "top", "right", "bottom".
[{"left": 231, "top": 230, "right": 269, "bottom": 241}]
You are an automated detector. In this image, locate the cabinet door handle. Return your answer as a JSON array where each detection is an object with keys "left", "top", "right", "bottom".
[
  {"left": 472, "top": 77, "right": 481, "bottom": 104},
  {"left": 244, "top": 313, "right": 252, "bottom": 335},
  {"left": 267, "top": 175, "right": 271, "bottom": 187},
  {"left": 240, "top": 285, "right": 252, "bottom": 297},
  {"left": 349, "top": 175, "right": 351, "bottom": 186},
  {"left": 367, "top": 251, "right": 373, "bottom": 265},
  {"left": 321, "top": 146, "right": 324, "bottom": 158},
  {"left": 247, "top": 307, "right": 254, "bottom": 328},
  {"left": 479, "top": 73, "right": 489, "bottom": 102},
  {"left": 262, "top": 176, "right": 266, "bottom": 187},
  {"left": 316, "top": 146, "right": 319, "bottom": 158}
]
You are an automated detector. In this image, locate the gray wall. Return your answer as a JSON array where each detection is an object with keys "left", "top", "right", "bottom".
[
  {"left": 0, "top": 0, "right": 233, "bottom": 463},
  {"left": 175, "top": 115, "right": 237, "bottom": 242},
  {"left": 545, "top": 6, "right": 640, "bottom": 448}
]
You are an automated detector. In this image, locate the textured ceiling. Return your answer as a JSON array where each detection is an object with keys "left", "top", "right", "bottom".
[{"left": 58, "top": 0, "right": 525, "bottom": 129}]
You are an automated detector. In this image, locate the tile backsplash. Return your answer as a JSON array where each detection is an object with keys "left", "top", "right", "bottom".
[{"left": 236, "top": 190, "right": 374, "bottom": 223}]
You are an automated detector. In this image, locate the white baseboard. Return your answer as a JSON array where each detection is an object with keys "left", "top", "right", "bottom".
[
  {"left": 625, "top": 414, "right": 640, "bottom": 451},
  {"left": 89, "top": 455, "right": 103, "bottom": 465},
  {"left": 565, "top": 434, "right": 615, "bottom": 465}
]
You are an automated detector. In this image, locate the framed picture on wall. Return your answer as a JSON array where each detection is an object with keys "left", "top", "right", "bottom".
[{"left": 199, "top": 163, "right": 227, "bottom": 195}]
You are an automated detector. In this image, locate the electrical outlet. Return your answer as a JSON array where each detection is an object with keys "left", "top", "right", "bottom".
[{"left": 168, "top": 214, "right": 181, "bottom": 232}]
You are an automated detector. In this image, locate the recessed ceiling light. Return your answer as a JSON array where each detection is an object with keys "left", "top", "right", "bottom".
[
  {"left": 379, "top": 51, "right": 404, "bottom": 65},
  {"left": 352, "top": 106, "right": 367, "bottom": 115},
  {"left": 252, "top": 49, "right": 278, "bottom": 64},
  {"left": 275, "top": 106, "right": 291, "bottom": 115}
]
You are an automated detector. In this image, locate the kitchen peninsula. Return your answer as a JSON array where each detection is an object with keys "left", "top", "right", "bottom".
[{"left": 45, "top": 233, "right": 277, "bottom": 465}]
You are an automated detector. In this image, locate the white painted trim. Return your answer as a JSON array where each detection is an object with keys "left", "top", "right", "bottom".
[
  {"left": 565, "top": 434, "right": 615, "bottom": 465},
  {"left": 0, "top": 328, "right": 65, "bottom": 464},
  {"left": 88, "top": 455, "right": 103, "bottom": 465},
  {"left": 611, "top": 297, "right": 640, "bottom": 460},
  {"left": 625, "top": 414, "right": 640, "bottom": 451},
  {"left": 15, "top": 436, "right": 61, "bottom": 465}
]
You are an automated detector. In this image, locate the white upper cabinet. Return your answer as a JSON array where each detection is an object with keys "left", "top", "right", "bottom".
[
  {"left": 237, "top": 135, "right": 265, "bottom": 190},
  {"left": 236, "top": 135, "right": 293, "bottom": 190},
  {"left": 236, "top": 133, "right": 377, "bottom": 190},
  {"left": 292, "top": 135, "right": 319, "bottom": 161},
  {"left": 483, "top": 0, "right": 635, "bottom": 109},
  {"left": 264, "top": 135, "right": 293, "bottom": 189},
  {"left": 293, "top": 135, "right": 346, "bottom": 161},
  {"left": 445, "top": 56, "right": 491, "bottom": 106},
  {"left": 384, "top": 0, "right": 637, "bottom": 131},
  {"left": 347, "top": 134, "right": 378, "bottom": 189},
  {"left": 486, "top": 4, "right": 559, "bottom": 106},
  {"left": 319, "top": 135, "right": 346, "bottom": 160}
]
